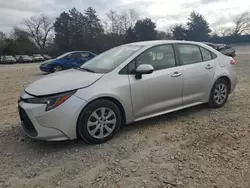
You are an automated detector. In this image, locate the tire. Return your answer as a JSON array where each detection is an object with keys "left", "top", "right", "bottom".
[
  {"left": 51, "top": 65, "right": 62, "bottom": 73},
  {"left": 77, "top": 99, "right": 121, "bottom": 144},
  {"left": 208, "top": 78, "right": 229, "bottom": 108}
]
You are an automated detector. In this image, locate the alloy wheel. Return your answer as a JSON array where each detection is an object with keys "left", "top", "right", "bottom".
[
  {"left": 214, "top": 83, "right": 227, "bottom": 105},
  {"left": 53, "top": 65, "right": 62, "bottom": 72},
  {"left": 87, "top": 107, "right": 117, "bottom": 139}
]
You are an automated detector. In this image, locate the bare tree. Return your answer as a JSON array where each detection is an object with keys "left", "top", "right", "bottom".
[
  {"left": 212, "top": 27, "right": 233, "bottom": 37},
  {"left": 0, "top": 31, "right": 6, "bottom": 55},
  {"left": 232, "top": 12, "right": 250, "bottom": 36},
  {"left": 0, "top": 31, "right": 6, "bottom": 47},
  {"left": 120, "top": 9, "right": 139, "bottom": 31},
  {"left": 23, "top": 14, "right": 53, "bottom": 49},
  {"left": 104, "top": 9, "right": 139, "bottom": 35},
  {"left": 105, "top": 10, "right": 119, "bottom": 34}
]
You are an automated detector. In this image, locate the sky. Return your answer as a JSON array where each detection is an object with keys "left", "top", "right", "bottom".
[{"left": 0, "top": 0, "right": 250, "bottom": 32}]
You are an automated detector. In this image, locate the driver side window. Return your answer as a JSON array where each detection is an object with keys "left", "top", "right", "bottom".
[
  {"left": 68, "top": 53, "right": 81, "bottom": 59},
  {"left": 135, "top": 44, "right": 176, "bottom": 71},
  {"left": 119, "top": 44, "right": 177, "bottom": 75}
]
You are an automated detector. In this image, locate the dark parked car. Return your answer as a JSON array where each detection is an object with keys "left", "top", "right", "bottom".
[
  {"left": 203, "top": 42, "right": 236, "bottom": 57},
  {"left": 40, "top": 51, "right": 96, "bottom": 73},
  {"left": 218, "top": 44, "right": 236, "bottom": 57}
]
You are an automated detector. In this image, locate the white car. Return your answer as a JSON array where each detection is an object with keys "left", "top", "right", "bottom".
[
  {"left": 15, "top": 55, "right": 33, "bottom": 63},
  {"left": 18, "top": 40, "right": 237, "bottom": 144},
  {"left": 2, "top": 56, "right": 16, "bottom": 64},
  {"left": 33, "top": 54, "right": 45, "bottom": 62}
]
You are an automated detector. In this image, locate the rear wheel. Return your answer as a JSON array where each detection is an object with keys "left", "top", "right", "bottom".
[
  {"left": 209, "top": 79, "right": 229, "bottom": 108},
  {"left": 77, "top": 99, "right": 121, "bottom": 144},
  {"left": 52, "top": 65, "right": 62, "bottom": 72}
]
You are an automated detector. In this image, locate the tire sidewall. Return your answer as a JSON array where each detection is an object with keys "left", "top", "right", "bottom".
[
  {"left": 209, "top": 79, "right": 229, "bottom": 108},
  {"left": 77, "top": 100, "right": 121, "bottom": 144},
  {"left": 52, "top": 65, "right": 62, "bottom": 73}
]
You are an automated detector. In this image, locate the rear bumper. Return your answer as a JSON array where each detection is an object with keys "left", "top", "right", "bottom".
[
  {"left": 229, "top": 67, "right": 237, "bottom": 94},
  {"left": 4, "top": 61, "right": 16, "bottom": 64},
  {"left": 230, "top": 76, "right": 237, "bottom": 93}
]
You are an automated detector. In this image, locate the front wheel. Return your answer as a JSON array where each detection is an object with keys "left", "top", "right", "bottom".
[
  {"left": 77, "top": 100, "right": 121, "bottom": 144},
  {"left": 209, "top": 79, "right": 229, "bottom": 108},
  {"left": 52, "top": 65, "right": 62, "bottom": 73}
]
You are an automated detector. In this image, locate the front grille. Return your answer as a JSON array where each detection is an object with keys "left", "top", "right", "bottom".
[{"left": 18, "top": 106, "right": 38, "bottom": 137}]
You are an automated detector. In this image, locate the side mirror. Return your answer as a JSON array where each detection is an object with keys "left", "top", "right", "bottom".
[{"left": 135, "top": 64, "right": 154, "bottom": 79}]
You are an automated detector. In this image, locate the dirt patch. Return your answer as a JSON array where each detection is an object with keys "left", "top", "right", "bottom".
[{"left": 0, "top": 55, "right": 250, "bottom": 188}]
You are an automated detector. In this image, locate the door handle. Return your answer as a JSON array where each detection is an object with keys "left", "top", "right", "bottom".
[
  {"left": 205, "top": 64, "right": 213, "bottom": 69},
  {"left": 171, "top": 72, "right": 182, "bottom": 77}
]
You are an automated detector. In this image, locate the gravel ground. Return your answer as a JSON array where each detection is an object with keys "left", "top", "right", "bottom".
[{"left": 0, "top": 53, "right": 250, "bottom": 188}]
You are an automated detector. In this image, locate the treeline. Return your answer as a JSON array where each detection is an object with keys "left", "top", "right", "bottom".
[
  {"left": 0, "top": 7, "right": 250, "bottom": 57},
  {"left": 209, "top": 35, "right": 250, "bottom": 44}
]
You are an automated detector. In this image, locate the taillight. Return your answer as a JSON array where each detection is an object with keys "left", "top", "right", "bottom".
[{"left": 230, "top": 58, "right": 236, "bottom": 65}]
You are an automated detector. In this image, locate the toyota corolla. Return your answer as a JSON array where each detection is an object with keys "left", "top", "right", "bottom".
[{"left": 18, "top": 40, "right": 237, "bottom": 144}]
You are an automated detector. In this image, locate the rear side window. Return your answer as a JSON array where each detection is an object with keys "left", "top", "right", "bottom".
[
  {"left": 81, "top": 52, "right": 92, "bottom": 58},
  {"left": 200, "top": 47, "right": 212, "bottom": 61},
  {"left": 178, "top": 44, "right": 202, "bottom": 65}
]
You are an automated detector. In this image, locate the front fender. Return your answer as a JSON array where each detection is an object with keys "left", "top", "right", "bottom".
[{"left": 75, "top": 86, "right": 134, "bottom": 124}]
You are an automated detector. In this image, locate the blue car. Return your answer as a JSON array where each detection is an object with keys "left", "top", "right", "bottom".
[{"left": 40, "top": 51, "right": 96, "bottom": 73}]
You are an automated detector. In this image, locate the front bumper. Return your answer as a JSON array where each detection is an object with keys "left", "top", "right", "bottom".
[
  {"left": 5, "top": 61, "right": 16, "bottom": 64},
  {"left": 40, "top": 65, "right": 51, "bottom": 73},
  {"left": 18, "top": 92, "right": 87, "bottom": 141}
]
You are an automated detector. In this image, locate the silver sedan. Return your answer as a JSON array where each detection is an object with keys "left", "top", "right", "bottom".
[{"left": 18, "top": 40, "right": 237, "bottom": 144}]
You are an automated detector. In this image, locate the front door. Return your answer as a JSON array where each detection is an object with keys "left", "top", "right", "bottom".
[
  {"left": 128, "top": 44, "right": 183, "bottom": 120},
  {"left": 177, "top": 44, "right": 216, "bottom": 105}
]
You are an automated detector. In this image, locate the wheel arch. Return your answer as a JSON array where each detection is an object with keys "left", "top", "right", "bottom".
[
  {"left": 51, "top": 63, "right": 63, "bottom": 72},
  {"left": 77, "top": 96, "right": 127, "bottom": 127},
  {"left": 216, "top": 75, "right": 231, "bottom": 93}
]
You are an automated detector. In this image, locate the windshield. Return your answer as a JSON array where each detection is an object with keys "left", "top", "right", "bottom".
[
  {"left": 56, "top": 52, "right": 71, "bottom": 59},
  {"left": 81, "top": 45, "right": 143, "bottom": 73},
  {"left": 5, "top": 56, "right": 14, "bottom": 59}
]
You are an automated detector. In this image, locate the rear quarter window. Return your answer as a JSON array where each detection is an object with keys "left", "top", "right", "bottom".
[{"left": 200, "top": 47, "right": 212, "bottom": 61}]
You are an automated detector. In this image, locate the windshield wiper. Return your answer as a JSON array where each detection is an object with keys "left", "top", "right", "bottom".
[{"left": 75, "top": 67, "right": 96, "bottom": 73}]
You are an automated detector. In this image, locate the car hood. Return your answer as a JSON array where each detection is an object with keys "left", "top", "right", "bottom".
[
  {"left": 25, "top": 69, "right": 104, "bottom": 96},
  {"left": 41, "top": 59, "right": 55, "bottom": 66}
]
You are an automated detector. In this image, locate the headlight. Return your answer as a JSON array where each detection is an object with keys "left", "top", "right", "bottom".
[
  {"left": 41, "top": 59, "right": 53, "bottom": 66},
  {"left": 26, "top": 90, "right": 76, "bottom": 111}
]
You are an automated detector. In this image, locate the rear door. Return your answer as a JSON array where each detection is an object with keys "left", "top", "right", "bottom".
[{"left": 177, "top": 44, "right": 217, "bottom": 105}]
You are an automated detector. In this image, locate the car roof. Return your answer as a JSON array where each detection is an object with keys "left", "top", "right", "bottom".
[
  {"left": 67, "top": 51, "right": 96, "bottom": 54},
  {"left": 124, "top": 40, "right": 220, "bottom": 55},
  {"left": 126, "top": 40, "right": 208, "bottom": 46}
]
